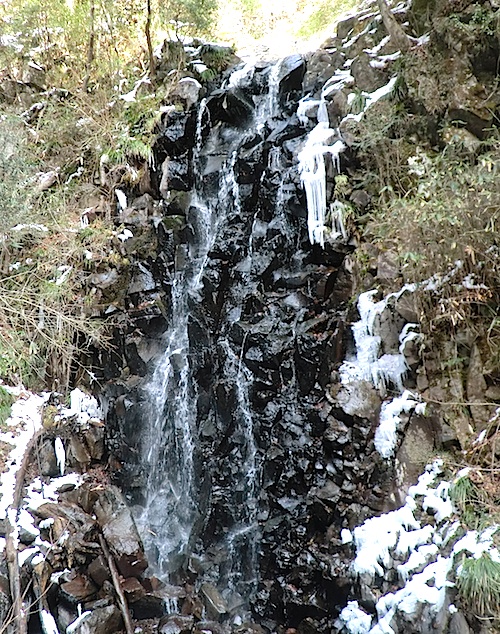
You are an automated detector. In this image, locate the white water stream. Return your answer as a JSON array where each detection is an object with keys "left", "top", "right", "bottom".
[{"left": 136, "top": 60, "right": 285, "bottom": 600}]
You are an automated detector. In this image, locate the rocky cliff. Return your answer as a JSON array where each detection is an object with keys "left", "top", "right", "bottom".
[{"left": 1, "top": 1, "right": 500, "bottom": 633}]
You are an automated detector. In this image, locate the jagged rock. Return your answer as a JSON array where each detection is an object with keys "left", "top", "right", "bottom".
[
  {"left": 376, "top": 250, "right": 400, "bottom": 281},
  {"left": 22, "top": 61, "right": 46, "bottom": 88},
  {"left": 394, "top": 415, "right": 436, "bottom": 505},
  {"left": 93, "top": 486, "right": 147, "bottom": 577},
  {"left": 159, "top": 615, "right": 195, "bottom": 634},
  {"left": 88, "top": 269, "right": 120, "bottom": 290},
  {"left": 449, "top": 611, "right": 472, "bottom": 634},
  {"left": 206, "top": 87, "right": 254, "bottom": 126},
  {"left": 121, "top": 576, "right": 147, "bottom": 603},
  {"left": 68, "top": 434, "right": 92, "bottom": 469},
  {"left": 200, "top": 583, "right": 228, "bottom": 616},
  {"left": 160, "top": 155, "right": 192, "bottom": 193},
  {"left": 129, "top": 592, "right": 165, "bottom": 619},
  {"left": 83, "top": 425, "right": 105, "bottom": 460},
  {"left": 128, "top": 263, "right": 156, "bottom": 294},
  {"left": 38, "top": 438, "right": 59, "bottom": 476}
]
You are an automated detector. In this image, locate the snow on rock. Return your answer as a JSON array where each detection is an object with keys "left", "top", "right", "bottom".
[
  {"left": 337, "top": 601, "right": 372, "bottom": 634},
  {"left": 25, "top": 473, "right": 83, "bottom": 511},
  {"left": 0, "top": 390, "right": 48, "bottom": 519},
  {"left": 341, "top": 461, "right": 500, "bottom": 633},
  {"left": 59, "top": 387, "right": 103, "bottom": 427},
  {"left": 40, "top": 609, "right": 59, "bottom": 634},
  {"left": 374, "top": 391, "right": 420, "bottom": 458}
]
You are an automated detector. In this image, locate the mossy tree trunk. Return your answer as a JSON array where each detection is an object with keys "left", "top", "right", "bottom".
[{"left": 376, "top": 0, "right": 411, "bottom": 51}]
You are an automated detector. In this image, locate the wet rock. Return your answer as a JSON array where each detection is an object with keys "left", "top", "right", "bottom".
[
  {"left": 93, "top": 486, "right": 147, "bottom": 577},
  {"left": 206, "top": 87, "right": 254, "bottom": 126},
  {"left": 88, "top": 555, "right": 111, "bottom": 587},
  {"left": 278, "top": 54, "right": 306, "bottom": 93},
  {"left": 121, "top": 576, "right": 146, "bottom": 603},
  {"left": 60, "top": 574, "right": 97, "bottom": 604},
  {"left": 200, "top": 583, "right": 228, "bottom": 616},
  {"left": 128, "top": 263, "right": 156, "bottom": 294},
  {"left": 160, "top": 155, "right": 191, "bottom": 194},
  {"left": 159, "top": 614, "right": 195, "bottom": 634},
  {"left": 156, "top": 110, "right": 195, "bottom": 157},
  {"left": 129, "top": 592, "right": 165, "bottom": 619}
]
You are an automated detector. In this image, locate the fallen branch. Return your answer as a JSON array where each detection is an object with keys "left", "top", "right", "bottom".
[
  {"left": 98, "top": 535, "right": 134, "bottom": 634},
  {"left": 4, "top": 429, "right": 44, "bottom": 634}
]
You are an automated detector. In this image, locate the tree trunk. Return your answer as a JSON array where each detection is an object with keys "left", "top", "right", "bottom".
[
  {"left": 146, "top": 0, "right": 155, "bottom": 80},
  {"left": 376, "top": 0, "right": 411, "bottom": 51},
  {"left": 82, "top": 0, "right": 96, "bottom": 92}
]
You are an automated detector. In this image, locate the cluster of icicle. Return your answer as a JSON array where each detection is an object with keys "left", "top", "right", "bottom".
[
  {"left": 339, "top": 287, "right": 424, "bottom": 458},
  {"left": 297, "top": 73, "right": 348, "bottom": 247}
]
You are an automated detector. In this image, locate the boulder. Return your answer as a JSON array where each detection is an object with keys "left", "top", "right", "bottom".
[
  {"left": 171, "top": 77, "right": 203, "bottom": 110},
  {"left": 66, "top": 605, "right": 122, "bottom": 634}
]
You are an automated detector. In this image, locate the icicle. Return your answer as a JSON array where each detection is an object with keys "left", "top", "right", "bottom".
[{"left": 54, "top": 437, "right": 65, "bottom": 476}]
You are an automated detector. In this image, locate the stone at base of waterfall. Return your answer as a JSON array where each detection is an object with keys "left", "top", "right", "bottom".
[
  {"left": 121, "top": 576, "right": 147, "bottom": 603},
  {"left": 335, "top": 380, "right": 381, "bottom": 420},
  {"left": 67, "top": 605, "right": 122, "bottom": 634},
  {"left": 200, "top": 583, "right": 228, "bottom": 616},
  {"left": 93, "top": 486, "right": 147, "bottom": 577},
  {"left": 88, "top": 554, "right": 111, "bottom": 587},
  {"left": 60, "top": 574, "right": 98, "bottom": 604},
  {"left": 159, "top": 614, "right": 195, "bottom": 634}
]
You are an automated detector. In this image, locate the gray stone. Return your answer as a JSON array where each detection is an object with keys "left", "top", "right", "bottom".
[
  {"left": 128, "top": 263, "right": 156, "bottom": 294},
  {"left": 377, "top": 250, "right": 400, "bottom": 281},
  {"left": 449, "top": 612, "right": 472, "bottom": 634},
  {"left": 467, "top": 344, "right": 495, "bottom": 429},
  {"left": 38, "top": 439, "right": 59, "bottom": 477},
  {"left": 335, "top": 380, "right": 381, "bottom": 420},
  {"left": 67, "top": 605, "right": 122, "bottom": 634},
  {"left": 88, "top": 269, "right": 119, "bottom": 290},
  {"left": 93, "top": 486, "right": 147, "bottom": 577},
  {"left": 171, "top": 77, "right": 202, "bottom": 110}
]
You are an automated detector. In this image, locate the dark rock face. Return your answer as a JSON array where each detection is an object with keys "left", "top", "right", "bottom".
[{"left": 96, "top": 44, "right": 392, "bottom": 633}]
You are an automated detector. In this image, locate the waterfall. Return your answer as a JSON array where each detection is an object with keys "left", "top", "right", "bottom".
[{"left": 135, "top": 59, "right": 287, "bottom": 601}]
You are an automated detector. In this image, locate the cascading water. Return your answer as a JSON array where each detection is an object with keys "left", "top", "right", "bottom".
[{"left": 135, "top": 59, "right": 289, "bottom": 605}]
